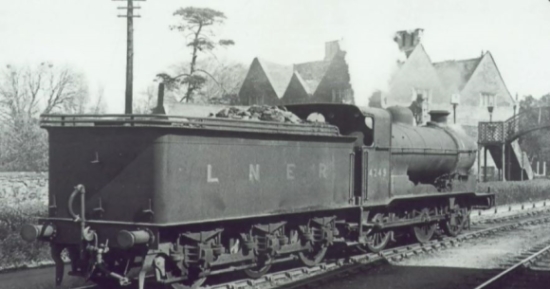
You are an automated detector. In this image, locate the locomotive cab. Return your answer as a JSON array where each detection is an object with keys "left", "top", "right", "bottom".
[{"left": 287, "top": 104, "right": 392, "bottom": 204}]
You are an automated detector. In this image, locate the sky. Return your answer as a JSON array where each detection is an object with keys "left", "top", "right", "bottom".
[{"left": 1, "top": 0, "right": 549, "bottom": 112}]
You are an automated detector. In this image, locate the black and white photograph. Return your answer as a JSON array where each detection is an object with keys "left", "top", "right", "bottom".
[{"left": 1, "top": 1, "right": 550, "bottom": 288}]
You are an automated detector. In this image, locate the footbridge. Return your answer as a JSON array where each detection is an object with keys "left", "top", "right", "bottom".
[{"left": 478, "top": 106, "right": 550, "bottom": 181}]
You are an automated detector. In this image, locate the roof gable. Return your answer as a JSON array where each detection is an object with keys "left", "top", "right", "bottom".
[
  {"left": 468, "top": 52, "right": 514, "bottom": 102},
  {"left": 293, "top": 71, "right": 313, "bottom": 95},
  {"left": 390, "top": 44, "right": 434, "bottom": 84},
  {"left": 256, "top": 58, "right": 293, "bottom": 98},
  {"left": 293, "top": 60, "right": 332, "bottom": 94},
  {"left": 386, "top": 44, "right": 446, "bottom": 107},
  {"left": 433, "top": 57, "right": 482, "bottom": 95}
]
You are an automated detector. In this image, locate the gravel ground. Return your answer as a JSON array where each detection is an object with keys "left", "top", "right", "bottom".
[
  {"left": 0, "top": 265, "right": 88, "bottom": 289},
  {"left": 318, "top": 222, "right": 550, "bottom": 289}
]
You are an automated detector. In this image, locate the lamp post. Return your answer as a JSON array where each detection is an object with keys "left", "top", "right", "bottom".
[{"left": 451, "top": 93, "right": 460, "bottom": 124}]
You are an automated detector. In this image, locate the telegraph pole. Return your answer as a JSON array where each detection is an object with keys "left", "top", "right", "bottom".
[{"left": 114, "top": 0, "right": 145, "bottom": 114}]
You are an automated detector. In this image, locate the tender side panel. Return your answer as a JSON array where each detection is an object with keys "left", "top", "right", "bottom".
[
  {"left": 48, "top": 128, "right": 158, "bottom": 222},
  {"left": 154, "top": 134, "right": 355, "bottom": 224},
  {"left": 47, "top": 127, "right": 355, "bottom": 226}
]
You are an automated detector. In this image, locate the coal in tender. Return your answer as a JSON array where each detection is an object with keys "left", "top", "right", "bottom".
[{"left": 213, "top": 105, "right": 305, "bottom": 124}]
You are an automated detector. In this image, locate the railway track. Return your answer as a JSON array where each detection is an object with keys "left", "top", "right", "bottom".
[
  {"left": 470, "top": 241, "right": 550, "bottom": 289},
  {"left": 201, "top": 209, "right": 550, "bottom": 289}
]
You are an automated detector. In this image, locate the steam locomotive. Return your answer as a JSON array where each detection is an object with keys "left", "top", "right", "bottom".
[{"left": 21, "top": 103, "right": 493, "bottom": 288}]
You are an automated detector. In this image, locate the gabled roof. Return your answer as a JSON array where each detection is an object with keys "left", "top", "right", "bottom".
[
  {"left": 389, "top": 44, "right": 434, "bottom": 85},
  {"left": 293, "top": 60, "right": 332, "bottom": 94},
  {"left": 293, "top": 71, "right": 313, "bottom": 95},
  {"left": 480, "top": 51, "right": 514, "bottom": 103},
  {"left": 256, "top": 58, "right": 293, "bottom": 98},
  {"left": 433, "top": 56, "right": 482, "bottom": 95}
]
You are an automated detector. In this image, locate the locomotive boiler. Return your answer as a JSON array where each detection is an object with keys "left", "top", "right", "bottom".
[{"left": 21, "top": 103, "right": 494, "bottom": 289}]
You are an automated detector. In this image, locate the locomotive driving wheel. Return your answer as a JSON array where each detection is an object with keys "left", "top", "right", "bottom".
[
  {"left": 443, "top": 205, "right": 468, "bottom": 237},
  {"left": 412, "top": 208, "right": 437, "bottom": 243},
  {"left": 357, "top": 213, "right": 391, "bottom": 253}
]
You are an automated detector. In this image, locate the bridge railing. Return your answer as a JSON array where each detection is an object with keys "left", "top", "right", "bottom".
[
  {"left": 479, "top": 107, "right": 550, "bottom": 144},
  {"left": 478, "top": 121, "right": 505, "bottom": 144}
]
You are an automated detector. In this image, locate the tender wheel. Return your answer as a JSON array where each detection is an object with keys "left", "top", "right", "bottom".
[
  {"left": 298, "top": 245, "right": 327, "bottom": 267},
  {"left": 244, "top": 257, "right": 272, "bottom": 279},
  {"left": 170, "top": 277, "right": 207, "bottom": 289},
  {"left": 443, "top": 206, "right": 467, "bottom": 237}
]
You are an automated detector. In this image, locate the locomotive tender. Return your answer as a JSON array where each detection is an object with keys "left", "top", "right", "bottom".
[{"left": 21, "top": 103, "right": 494, "bottom": 288}]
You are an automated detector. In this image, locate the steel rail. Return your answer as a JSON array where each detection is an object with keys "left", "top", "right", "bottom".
[
  {"left": 205, "top": 211, "right": 550, "bottom": 289},
  {"left": 473, "top": 243, "right": 550, "bottom": 289}
]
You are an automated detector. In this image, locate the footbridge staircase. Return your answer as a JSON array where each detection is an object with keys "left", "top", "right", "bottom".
[{"left": 478, "top": 107, "right": 550, "bottom": 181}]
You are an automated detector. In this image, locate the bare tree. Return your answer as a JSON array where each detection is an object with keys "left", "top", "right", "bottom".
[
  {"left": 0, "top": 63, "right": 88, "bottom": 118},
  {"left": 196, "top": 59, "right": 246, "bottom": 104},
  {"left": 0, "top": 63, "right": 89, "bottom": 171},
  {"left": 42, "top": 66, "right": 88, "bottom": 114},
  {"left": 164, "top": 58, "right": 246, "bottom": 105},
  {"left": 133, "top": 84, "right": 157, "bottom": 114},
  {"left": 89, "top": 85, "right": 107, "bottom": 114}
]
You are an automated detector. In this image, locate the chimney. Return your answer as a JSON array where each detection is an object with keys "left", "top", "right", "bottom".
[
  {"left": 428, "top": 110, "right": 450, "bottom": 125},
  {"left": 325, "top": 40, "right": 341, "bottom": 61},
  {"left": 394, "top": 28, "right": 424, "bottom": 58},
  {"left": 152, "top": 82, "right": 166, "bottom": 114}
]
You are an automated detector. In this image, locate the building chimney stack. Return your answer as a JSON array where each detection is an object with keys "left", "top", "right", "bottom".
[
  {"left": 152, "top": 82, "right": 166, "bottom": 114},
  {"left": 325, "top": 40, "right": 341, "bottom": 61},
  {"left": 394, "top": 28, "right": 424, "bottom": 58}
]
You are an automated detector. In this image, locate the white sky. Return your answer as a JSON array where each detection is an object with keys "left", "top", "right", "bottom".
[{"left": 1, "top": 0, "right": 549, "bottom": 111}]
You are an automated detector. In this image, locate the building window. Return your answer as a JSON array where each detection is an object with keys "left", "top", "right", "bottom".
[{"left": 480, "top": 93, "right": 496, "bottom": 108}]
